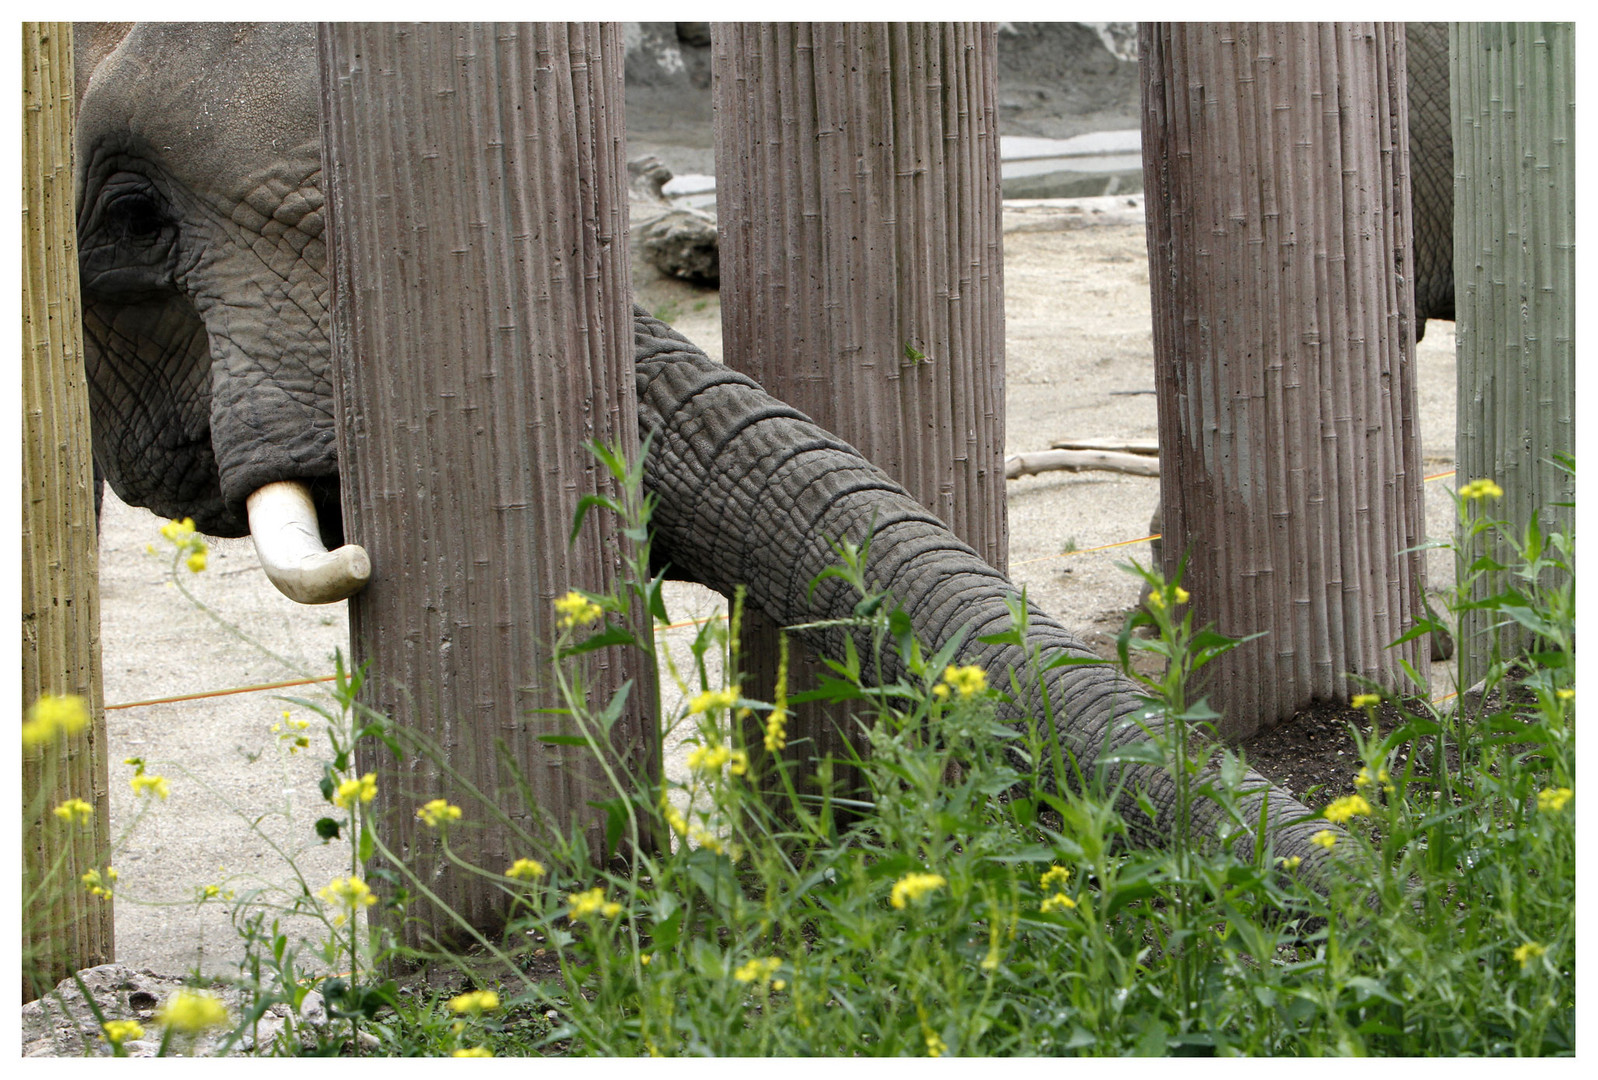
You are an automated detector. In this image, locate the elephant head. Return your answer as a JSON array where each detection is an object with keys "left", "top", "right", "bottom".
[{"left": 75, "top": 23, "right": 366, "bottom": 600}]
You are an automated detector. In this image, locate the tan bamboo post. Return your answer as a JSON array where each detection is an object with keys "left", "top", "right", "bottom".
[
  {"left": 318, "top": 22, "right": 651, "bottom": 944},
  {"left": 1451, "top": 23, "right": 1576, "bottom": 685},
  {"left": 1141, "top": 23, "right": 1430, "bottom": 738},
  {"left": 22, "top": 21, "right": 115, "bottom": 1000},
  {"left": 712, "top": 22, "right": 1007, "bottom": 792}
]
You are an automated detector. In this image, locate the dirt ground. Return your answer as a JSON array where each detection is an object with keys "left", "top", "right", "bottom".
[{"left": 93, "top": 202, "right": 1461, "bottom": 978}]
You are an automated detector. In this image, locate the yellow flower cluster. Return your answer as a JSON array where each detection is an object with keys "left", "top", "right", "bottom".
[
  {"left": 81, "top": 867, "right": 117, "bottom": 899},
  {"left": 453, "top": 1047, "right": 493, "bottom": 1057},
  {"left": 131, "top": 773, "right": 170, "bottom": 800},
  {"left": 271, "top": 711, "right": 312, "bottom": 752},
  {"left": 890, "top": 872, "right": 947, "bottom": 909},
  {"left": 416, "top": 798, "right": 463, "bottom": 827},
  {"left": 1557, "top": 687, "right": 1574, "bottom": 701},
  {"left": 1513, "top": 941, "right": 1546, "bottom": 968},
  {"left": 100, "top": 1019, "right": 145, "bottom": 1046},
  {"left": 318, "top": 875, "right": 377, "bottom": 925},
  {"left": 157, "top": 989, "right": 229, "bottom": 1033},
  {"left": 449, "top": 990, "right": 500, "bottom": 1014},
  {"left": 764, "top": 708, "right": 788, "bottom": 753},
  {"left": 733, "top": 956, "right": 783, "bottom": 988},
  {"left": 1276, "top": 855, "right": 1303, "bottom": 871},
  {"left": 1146, "top": 585, "right": 1191, "bottom": 611},
  {"left": 1351, "top": 693, "right": 1382, "bottom": 709},
  {"left": 506, "top": 857, "right": 545, "bottom": 881},
  {"left": 1536, "top": 787, "right": 1573, "bottom": 813},
  {"left": 688, "top": 687, "right": 739, "bottom": 716},
  {"left": 198, "top": 882, "right": 235, "bottom": 902},
  {"left": 687, "top": 741, "right": 730, "bottom": 773},
  {"left": 1310, "top": 829, "right": 1338, "bottom": 850},
  {"left": 1458, "top": 478, "right": 1504, "bottom": 501},
  {"left": 53, "top": 797, "right": 95, "bottom": 827},
  {"left": 1354, "top": 766, "right": 1394, "bottom": 795},
  {"left": 158, "top": 517, "right": 209, "bottom": 573},
  {"left": 334, "top": 772, "right": 377, "bottom": 808},
  {"left": 22, "top": 693, "right": 89, "bottom": 747},
  {"left": 1040, "top": 892, "right": 1077, "bottom": 914},
  {"left": 925, "top": 1032, "right": 947, "bottom": 1058},
  {"left": 933, "top": 664, "right": 987, "bottom": 701},
  {"left": 1322, "top": 794, "right": 1372, "bottom": 824},
  {"left": 689, "top": 825, "right": 726, "bottom": 856},
  {"left": 568, "top": 886, "right": 622, "bottom": 921},
  {"left": 554, "top": 590, "right": 603, "bottom": 629},
  {"left": 1040, "top": 865, "right": 1070, "bottom": 891},
  {"left": 767, "top": 635, "right": 791, "bottom": 752}
]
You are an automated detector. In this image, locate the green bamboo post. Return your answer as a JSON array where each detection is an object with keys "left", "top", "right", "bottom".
[
  {"left": 22, "top": 22, "right": 115, "bottom": 1001},
  {"left": 712, "top": 23, "right": 1007, "bottom": 793},
  {"left": 1451, "top": 23, "right": 1576, "bottom": 686}
]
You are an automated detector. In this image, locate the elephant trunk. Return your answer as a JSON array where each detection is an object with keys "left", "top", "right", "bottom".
[
  {"left": 246, "top": 480, "right": 370, "bottom": 604},
  {"left": 631, "top": 308, "right": 1342, "bottom": 880}
]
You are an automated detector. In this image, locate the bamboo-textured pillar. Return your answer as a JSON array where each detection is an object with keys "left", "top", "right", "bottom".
[
  {"left": 713, "top": 22, "right": 1006, "bottom": 790},
  {"left": 319, "top": 23, "right": 651, "bottom": 944},
  {"left": 22, "top": 22, "right": 115, "bottom": 1000},
  {"left": 1142, "top": 23, "right": 1429, "bottom": 738},
  {"left": 1451, "top": 23, "right": 1576, "bottom": 684}
]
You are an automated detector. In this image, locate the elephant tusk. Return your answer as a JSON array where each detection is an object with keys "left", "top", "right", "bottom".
[{"left": 245, "top": 480, "right": 371, "bottom": 604}]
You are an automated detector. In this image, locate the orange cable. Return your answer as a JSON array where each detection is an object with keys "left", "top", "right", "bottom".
[{"left": 106, "top": 675, "right": 338, "bottom": 711}]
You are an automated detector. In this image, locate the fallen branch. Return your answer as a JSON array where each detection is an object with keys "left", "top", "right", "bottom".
[
  {"left": 1048, "top": 436, "right": 1159, "bottom": 456},
  {"left": 1005, "top": 448, "right": 1161, "bottom": 480}
]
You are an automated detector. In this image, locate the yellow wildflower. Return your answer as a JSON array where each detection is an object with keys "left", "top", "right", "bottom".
[
  {"left": 506, "top": 857, "right": 545, "bottom": 881},
  {"left": 937, "top": 664, "right": 987, "bottom": 699},
  {"left": 159, "top": 517, "right": 197, "bottom": 543},
  {"left": 1557, "top": 688, "right": 1574, "bottom": 701},
  {"left": 1147, "top": 589, "right": 1166, "bottom": 610},
  {"left": 416, "top": 798, "right": 463, "bottom": 827},
  {"left": 1322, "top": 793, "right": 1372, "bottom": 824},
  {"left": 186, "top": 544, "right": 208, "bottom": 573},
  {"left": 890, "top": 872, "right": 947, "bottom": 910},
  {"left": 1458, "top": 478, "right": 1504, "bottom": 501},
  {"left": 688, "top": 687, "right": 739, "bottom": 716},
  {"left": 689, "top": 825, "right": 726, "bottom": 855},
  {"left": 1039, "top": 864, "right": 1071, "bottom": 892},
  {"left": 101, "top": 1019, "right": 144, "bottom": 1046},
  {"left": 729, "top": 748, "right": 750, "bottom": 776},
  {"left": 733, "top": 956, "right": 782, "bottom": 986},
  {"left": 1040, "top": 892, "right": 1077, "bottom": 913},
  {"left": 53, "top": 797, "right": 94, "bottom": 827},
  {"left": 318, "top": 876, "right": 376, "bottom": 925},
  {"left": 1173, "top": 585, "right": 1190, "bottom": 605},
  {"left": 568, "top": 886, "right": 622, "bottom": 921},
  {"left": 640, "top": 953, "right": 652, "bottom": 966},
  {"left": 764, "top": 707, "right": 788, "bottom": 753},
  {"left": 22, "top": 693, "right": 90, "bottom": 747},
  {"left": 157, "top": 989, "right": 228, "bottom": 1033},
  {"left": 1536, "top": 787, "right": 1573, "bottom": 813},
  {"left": 81, "top": 867, "right": 117, "bottom": 899},
  {"left": 131, "top": 773, "right": 170, "bottom": 800},
  {"left": 1351, "top": 693, "right": 1381, "bottom": 709},
  {"left": 926, "top": 1032, "right": 947, "bottom": 1058},
  {"left": 1276, "top": 855, "right": 1303, "bottom": 871},
  {"left": 1310, "top": 829, "right": 1338, "bottom": 850},
  {"left": 449, "top": 990, "right": 500, "bottom": 1014},
  {"left": 686, "top": 741, "right": 732, "bottom": 773},
  {"left": 1513, "top": 941, "right": 1546, "bottom": 968},
  {"left": 553, "top": 590, "right": 603, "bottom": 629},
  {"left": 663, "top": 801, "right": 689, "bottom": 836},
  {"left": 333, "top": 772, "right": 377, "bottom": 808},
  {"left": 453, "top": 1047, "right": 493, "bottom": 1057}
]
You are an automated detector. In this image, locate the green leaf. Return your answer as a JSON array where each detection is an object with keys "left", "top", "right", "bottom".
[
  {"left": 1098, "top": 740, "right": 1165, "bottom": 767},
  {"left": 538, "top": 734, "right": 596, "bottom": 747},
  {"left": 313, "top": 817, "right": 342, "bottom": 842},
  {"left": 597, "top": 679, "right": 635, "bottom": 734},
  {"left": 560, "top": 625, "right": 636, "bottom": 657},
  {"left": 358, "top": 823, "right": 375, "bottom": 864}
]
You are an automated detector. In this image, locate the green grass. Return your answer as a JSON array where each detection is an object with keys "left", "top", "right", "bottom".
[{"left": 27, "top": 452, "right": 1575, "bottom": 1056}]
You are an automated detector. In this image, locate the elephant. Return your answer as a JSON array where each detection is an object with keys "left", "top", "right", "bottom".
[{"left": 75, "top": 23, "right": 1345, "bottom": 881}]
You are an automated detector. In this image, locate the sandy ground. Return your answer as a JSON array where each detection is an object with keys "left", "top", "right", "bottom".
[{"left": 94, "top": 203, "right": 1460, "bottom": 977}]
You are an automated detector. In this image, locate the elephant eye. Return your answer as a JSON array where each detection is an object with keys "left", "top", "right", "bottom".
[{"left": 108, "top": 191, "right": 167, "bottom": 239}]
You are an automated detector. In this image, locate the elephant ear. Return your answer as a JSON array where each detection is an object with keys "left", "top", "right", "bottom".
[{"left": 73, "top": 23, "right": 135, "bottom": 111}]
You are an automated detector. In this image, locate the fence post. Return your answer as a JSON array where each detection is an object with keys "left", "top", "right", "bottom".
[
  {"left": 712, "top": 22, "right": 1007, "bottom": 792},
  {"left": 22, "top": 21, "right": 115, "bottom": 1000},
  {"left": 318, "top": 22, "right": 650, "bottom": 945}
]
